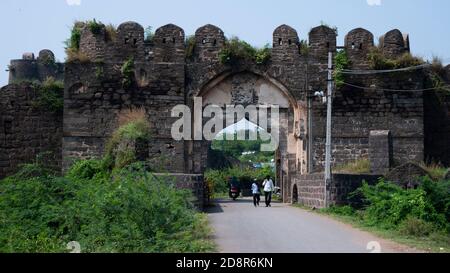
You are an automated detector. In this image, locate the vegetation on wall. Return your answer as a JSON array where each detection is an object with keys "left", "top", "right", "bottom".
[
  {"left": 426, "top": 57, "right": 450, "bottom": 97},
  {"left": 219, "top": 37, "right": 271, "bottom": 65},
  {"left": 65, "top": 21, "right": 88, "bottom": 63},
  {"left": 104, "top": 108, "right": 151, "bottom": 170},
  {"left": 319, "top": 21, "right": 339, "bottom": 35},
  {"left": 333, "top": 50, "right": 350, "bottom": 89},
  {"left": 65, "top": 20, "right": 111, "bottom": 63},
  {"left": 121, "top": 57, "right": 135, "bottom": 88},
  {"left": 87, "top": 19, "right": 103, "bottom": 35},
  {"left": 333, "top": 158, "right": 370, "bottom": 174},
  {"left": 367, "top": 47, "right": 424, "bottom": 70},
  {"left": 104, "top": 24, "right": 117, "bottom": 42},
  {"left": 31, "top": 77, "right": 64, "bottom": 114}
]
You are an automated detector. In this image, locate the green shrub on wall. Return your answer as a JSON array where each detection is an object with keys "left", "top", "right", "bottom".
[
  {"left": 219, "top": 37, "right": 271, "bottom": 65},
  {"left": 367, "top": 47, "right": 424, "bottom": 70},
  {"left": 121, "top": 57, "right": 135, "bottom": 88},
  {"left": 333, "top": 50, "right": 350, "bottom": 89},
  {"left": 31, "top": 77, "right": 64, "bottom": 114},
  {"left": 104, "top": 108, "right": 151, "bottom": 170}
]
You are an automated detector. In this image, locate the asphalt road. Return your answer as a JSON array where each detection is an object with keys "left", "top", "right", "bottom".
[{"left": 207, "top": 198, "right": 419, "bottom": 253}]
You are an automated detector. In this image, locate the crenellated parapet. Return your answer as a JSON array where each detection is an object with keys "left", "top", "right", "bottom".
[
  {"left": 308, "top": 25, "right": 337, "bottom": 60},
  {"left": 194, "top": 24, "right": 225, "bottom": 63},
  {"left": 272, "top": 25, "right": 300, "bottom": 63},
  {"left": 379, "top": 29, "right": 409, "bottom": 58},
  {"left": 345, "top": 28, "right": 374, "bottom": 69},
  {"left": 152, "top": 24, "right": 185, "bottom": 63}
]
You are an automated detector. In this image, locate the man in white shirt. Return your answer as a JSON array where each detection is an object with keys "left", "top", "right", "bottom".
[
  {"left": 251, "top": 179, "right": 261, "bottom": 207},
  {"left": 262, "top": 176, "right": 274, "bottom": 207}
]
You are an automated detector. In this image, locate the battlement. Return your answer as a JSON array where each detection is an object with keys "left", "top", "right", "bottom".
[
  {"left": 4, "top": 23, "right": 416, "bottom": 87},
  {"left": 70, "top": 22, "right": 413, "bottom": 66}
]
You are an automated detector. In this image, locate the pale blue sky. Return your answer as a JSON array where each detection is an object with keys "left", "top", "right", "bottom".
[{"left": 1, "top": 0, "right": 449, "bottom": 86}]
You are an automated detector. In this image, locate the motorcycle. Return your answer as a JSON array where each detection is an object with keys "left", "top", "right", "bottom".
[{"left": 229, "top": 186, "right": 241, "bottom": 201}]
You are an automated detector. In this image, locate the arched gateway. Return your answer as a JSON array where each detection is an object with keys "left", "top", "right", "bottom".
[{"left": 186, "top": 70, "right": 306, "bottom": 202}]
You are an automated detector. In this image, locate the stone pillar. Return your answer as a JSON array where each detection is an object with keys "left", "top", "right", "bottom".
[{"left": 369, "top": 130, "right": 392, "bottom": 174}]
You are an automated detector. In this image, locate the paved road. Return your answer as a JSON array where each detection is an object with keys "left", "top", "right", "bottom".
[{"left": 207, "top": 198, "right": 419, "bottom": 253}]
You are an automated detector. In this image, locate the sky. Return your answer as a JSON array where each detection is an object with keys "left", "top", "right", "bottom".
[{"left": 0, "top": 0, "right": 449, "bottom": 86}]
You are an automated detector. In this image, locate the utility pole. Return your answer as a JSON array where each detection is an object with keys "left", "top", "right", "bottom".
[{"left": 324, "top": 51, "right": 334, "bottom": 209}]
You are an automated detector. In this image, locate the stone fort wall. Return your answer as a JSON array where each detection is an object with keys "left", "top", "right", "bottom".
[{"left": 0, "top": 22, "right": 449, "bottom": 181}]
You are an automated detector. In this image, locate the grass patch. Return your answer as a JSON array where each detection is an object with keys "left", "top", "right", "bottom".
[
  {"left": 419, "top": 162, "right": 448, "bottom": 180},
  {"left": 333, "top": 159, "right": 370, "bottom": 174}
]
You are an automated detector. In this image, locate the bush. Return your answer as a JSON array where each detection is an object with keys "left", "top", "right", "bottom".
[
  {"left": 334, "top": 50, "right": 350, "bottom": 89},
  {"left": 66, "top": 159, "right": 107, "bottom": 180},
  {"left": 420, "top": 176, "right": 450, "bottom": 224},
  {"left": 0, "top": 160, "right": 213, "bottom": 253},
  {"left": 353, "top": 180, "right": 430, "bottom": 228},
  {"left": 121, "top": 58, "right": 135, "bottom": 88},
  {"left": 367, "top": 47, "right": 424, "bottom": 70},
  {"left": 31, "top": 77, "right": 64, "bottom": 113},
  {"left": 352, "top": 179, "right": 448, "bottom": 231},
  {"left": 399, "top": 217, "right": 435, "bottom": 237},
  {"left": 105, "top": 108, "right": 151, "bottom": 170},
  {"left": 219, "top": 37, "right": 271, "bottom": 65},
  {"left": 65, "top": 22, "right": 83, "bottom": 51},
  {"left": 324, "top": 205, "right": 355, "bottom": 216},
  {"left": 87, "top": 19, "right": 103, "bottom": 35}
]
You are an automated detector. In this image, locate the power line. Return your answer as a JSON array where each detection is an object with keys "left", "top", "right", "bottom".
[
  {"left": 340, "top": 64, "right": 431, "bottom": 75},
  {"left": 341, "top": 82, "right": 450, "bottom": 92}
]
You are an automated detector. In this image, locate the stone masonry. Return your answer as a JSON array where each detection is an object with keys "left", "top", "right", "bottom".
[{"left": 1, "top": 22, "right": 449, "bottom": 206}]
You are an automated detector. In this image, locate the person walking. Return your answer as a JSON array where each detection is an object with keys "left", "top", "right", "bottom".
[
  {"left": 251, "top": 179, "right": 261, "bottom": 207},
  {"left": 262, "top": 176, "right": 274, "bottom": 207}
]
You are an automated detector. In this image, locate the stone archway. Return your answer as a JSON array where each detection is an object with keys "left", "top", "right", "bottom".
[{"left": 189, "top": 70, "right": 305, "bottom": 203}]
